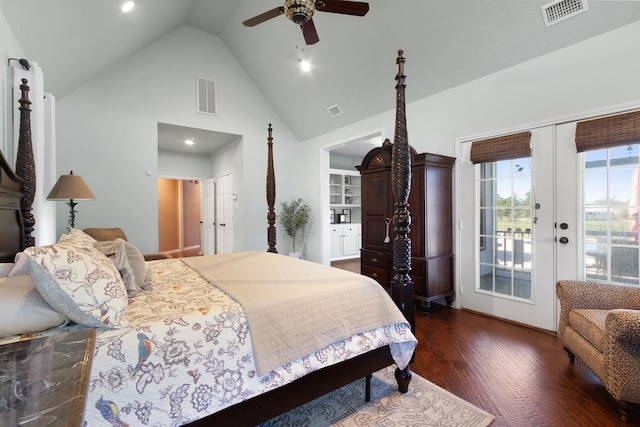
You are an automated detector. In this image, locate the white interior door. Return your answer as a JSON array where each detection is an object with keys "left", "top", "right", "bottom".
[
  {"left": 214, "top": 173, "right": 234, "bottom": 254},
  {"left": 201, "top": 178, "right": 215, "bottom": 255}
]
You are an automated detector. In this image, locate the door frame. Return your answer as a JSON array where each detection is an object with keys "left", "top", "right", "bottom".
[
  {"left": 157, "top": 175, "right": 203, "bottom": 255},
  {"left": 454, "top": 100, "right": 640, "bottom": 328}
]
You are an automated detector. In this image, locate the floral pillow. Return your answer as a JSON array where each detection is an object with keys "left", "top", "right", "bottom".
[
  {"left": 24, "top": 242, "right": 129, "bottom": 329},
  {"left": 57, "top": 227, "right": 98, "bottom": 247}
]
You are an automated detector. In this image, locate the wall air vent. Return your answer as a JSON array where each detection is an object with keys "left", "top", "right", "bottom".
[
  {"left": 541, "top": 0, "right": 588, "bottom": 27},
  {"left": 197, "top": 76, "right": 217, "bottom": 115},
  {"left": 327, "top": 104, "right": 343, "bottom": 118}
]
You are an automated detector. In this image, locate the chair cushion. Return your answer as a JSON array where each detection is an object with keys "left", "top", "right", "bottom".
[
  {"left": 568, "top": 309, "right": 608, "bottom": 352},
  {"left": 83, "top": 227, "right": 128, "bottom": 242}
]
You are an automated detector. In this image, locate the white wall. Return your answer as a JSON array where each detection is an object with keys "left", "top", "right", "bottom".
[
  {"left": 158, "top": 150, "right": 211, "bottom": 179},
  {"left": 55, "top": 26, "right": 301, "bottom": 254},
  {"left": 301, "top": 20, "right": 640, "bottom": 264},
  {"left": 329, "top": 154, "right": 361, "bottom": 170}
]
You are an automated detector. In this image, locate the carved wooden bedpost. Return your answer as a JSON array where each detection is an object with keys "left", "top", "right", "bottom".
[
  {"left": 391, "top": 50, "right": 414, "bottom": 391},
  {"left": 266, "top": 124, "right": 277, "bottom": 253},
  {"left": 15, "top": 79, "right": 36, "bottom": 248}
]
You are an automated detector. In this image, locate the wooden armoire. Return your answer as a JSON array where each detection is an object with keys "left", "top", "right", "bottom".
[{"left": 357, "top": 140, "right": 456, "bottom": 311}]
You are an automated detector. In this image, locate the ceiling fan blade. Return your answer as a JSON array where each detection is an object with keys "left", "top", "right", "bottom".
[
  {"left": 316, "top": 0, "right": 369, "bottom": 16},
  {"left": 243, "top": 6, "right": 285, "bottom": 27},
  {"left": 301, "top": 19, "right": 319, "bottom": 45}
]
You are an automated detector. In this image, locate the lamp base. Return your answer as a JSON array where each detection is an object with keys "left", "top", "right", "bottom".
[{"left": 66, "top": 199, "right": 78, "bottom": 230}]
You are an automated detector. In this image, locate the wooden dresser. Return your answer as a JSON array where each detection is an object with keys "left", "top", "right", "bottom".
[{"left": 357, "top": 141, "right": 456, "bottom": 312}]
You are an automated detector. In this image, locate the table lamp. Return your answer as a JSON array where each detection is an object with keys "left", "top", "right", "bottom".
[{"left": 47, "top": 171, "right": 96, "bottom": 229}]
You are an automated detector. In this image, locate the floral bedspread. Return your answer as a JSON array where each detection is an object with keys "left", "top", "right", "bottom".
[{"left": 78, "top": 259, "right": 416, "bottom": 426}]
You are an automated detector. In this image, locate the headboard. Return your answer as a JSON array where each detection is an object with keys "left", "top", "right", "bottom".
[
  {"left": 0, "top": 78, "right": 34, "bottom": 262},
  {"left": 0, "top": 151, "right": 25, "bottom": 262}
]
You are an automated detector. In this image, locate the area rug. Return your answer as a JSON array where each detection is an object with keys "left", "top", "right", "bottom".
[{"left": 259, "top": 366, "right": 495, "bottom": 426}]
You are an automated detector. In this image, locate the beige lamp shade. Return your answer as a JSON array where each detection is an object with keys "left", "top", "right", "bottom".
[{"left": 47, "top": 171, "right": 96, "bottom": 201}]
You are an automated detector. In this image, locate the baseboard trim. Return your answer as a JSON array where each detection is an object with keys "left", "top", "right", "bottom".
[{"left": 460, "top": 307, "right": 556, "bottom": 336}]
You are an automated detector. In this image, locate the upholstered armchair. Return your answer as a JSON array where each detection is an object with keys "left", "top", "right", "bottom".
[
  {"left": 83, "top": 227, "right": 172, "bottom": 261},
  {"left": 556, "top": 280, "right": 640, "bottom": 422}
]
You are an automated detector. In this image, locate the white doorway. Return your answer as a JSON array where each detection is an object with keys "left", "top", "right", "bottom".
[
  {"left": 214, "top": 173, "right": 234, "bottom": 254},
  {"left": 157, "top": 178, "right": 202, "bottom": 256}
]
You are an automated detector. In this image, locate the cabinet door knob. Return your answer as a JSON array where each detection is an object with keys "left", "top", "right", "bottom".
[
  {"left": 372, "top": 257, "right": 378, "bottom": 263},
  {"left": 371, "top": 273, "right": 378, "bottom": 279}
]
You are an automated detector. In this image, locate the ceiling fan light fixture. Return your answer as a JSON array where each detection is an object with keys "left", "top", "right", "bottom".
[{"left": 284, "top": 0, "right": 316, "bottom": 24}]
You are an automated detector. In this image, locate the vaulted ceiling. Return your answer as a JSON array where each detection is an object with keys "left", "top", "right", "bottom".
[{"left": 4, "top": 0, "right": 640, "bottom": 144}]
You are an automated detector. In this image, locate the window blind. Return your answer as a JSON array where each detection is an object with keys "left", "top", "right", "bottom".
[
  {"left": 575, "top": 110, "right": 640, "bottom": 153},
  {"left": 469, "top": 131, "right": 531, "bottom": 164}
]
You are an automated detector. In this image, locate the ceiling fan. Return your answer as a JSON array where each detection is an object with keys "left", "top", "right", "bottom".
[{"left": 243, "top": 0, "right": 369, "bottom": 45}]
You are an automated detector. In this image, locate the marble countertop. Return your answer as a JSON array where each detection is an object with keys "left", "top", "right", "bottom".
[{"left": 0, "top": 328, "right": 96, "bottom": 427}]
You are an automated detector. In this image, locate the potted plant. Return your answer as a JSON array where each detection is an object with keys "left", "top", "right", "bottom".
[{"left": 280, "top": 197, "right": 311, "bottom": 258}]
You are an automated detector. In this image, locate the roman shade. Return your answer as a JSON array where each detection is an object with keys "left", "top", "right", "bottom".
[
  {"left": 469, "top": 131, "right": 531, "bottom": 164},
  {"left": 575, "top": 110, "right": 640, "bottom": 153}
]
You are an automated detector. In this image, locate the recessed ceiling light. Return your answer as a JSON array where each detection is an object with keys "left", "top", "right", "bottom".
[
  {"left": 121, "top": 1, "right": 135, "bottom": 13},
  {"left": 299, "top": 59, "right": 311, "bottom": 72},
  {"left": 185, "top": 139, "right": 195, "bottom": 146}
]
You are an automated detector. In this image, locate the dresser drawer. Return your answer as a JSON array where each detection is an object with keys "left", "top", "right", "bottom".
[
  {"left": 361, "top": 265, "right": 389, "bottom": 287},
  {"left": 361, "top": 250, "right": 391, "bottom": 269},
  {"left": 410, "top": 274, "right": 425, "bottom": 298}
]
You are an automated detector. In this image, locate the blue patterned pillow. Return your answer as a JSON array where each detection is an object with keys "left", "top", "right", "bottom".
[{"left": 25, "top": 242, "right": 129, "bottom": 329}]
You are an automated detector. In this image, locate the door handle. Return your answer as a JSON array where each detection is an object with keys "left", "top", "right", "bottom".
[
  {"left": 558, "top": 236, "right": 569, "bottom": 244},
  {"left": 220, "top": 223, "right": 226, "bottom": 227}
]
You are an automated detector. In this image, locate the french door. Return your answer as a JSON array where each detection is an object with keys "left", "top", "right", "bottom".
[
  {"left": 459, "top": 119, "right": 640, "bottom": 330},
  {"left": 459, "top": 126, "right": 565, "bottom": 331}
]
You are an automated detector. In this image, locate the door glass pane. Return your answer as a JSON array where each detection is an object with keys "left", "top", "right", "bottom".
[
  {"left": 583, "top": 144, "right": 640, "bottom": 286},
  {"left": 477, "top": 158, "right": 532, "bottom": 300}
]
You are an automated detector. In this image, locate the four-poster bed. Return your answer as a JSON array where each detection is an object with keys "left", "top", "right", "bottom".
[{"left": 0, "top": 51, "right": 417, "bottom": 426}]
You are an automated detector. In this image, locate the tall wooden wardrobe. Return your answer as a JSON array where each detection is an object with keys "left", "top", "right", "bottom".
[{"left": 357, "top": 140, "right": 456, "bottom": 312}]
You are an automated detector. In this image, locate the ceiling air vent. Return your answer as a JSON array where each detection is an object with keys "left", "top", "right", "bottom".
[
  {"left": 541, "top": 0, "right": 588, "bottom": 27},
  {"left": 197, "top": 76, "right": 217, "bottom": 115},
  {"left": 327, "top": 104, "right": 343, "bottom": 118}
]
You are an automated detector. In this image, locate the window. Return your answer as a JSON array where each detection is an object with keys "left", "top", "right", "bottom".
[
  {"left": 583, "top": 145, "right": 639, "bottom": 285},
  {"left": 478, "top": 158, "right": 533, "bottom": 299}
]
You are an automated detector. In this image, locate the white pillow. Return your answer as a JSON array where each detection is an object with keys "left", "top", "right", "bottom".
[
  {"left": 94, "top": 239, "right": 139, "bottom": 297},
  {"left": 25, "top": 242, "right": 129, "bottom": 329},
  {"left": 9, "top": 252, "right": 31, "bottom": 276},
  {"left": 0, "top": 275, "right": 67, "bottom": 338},
  {"left": 0, "top": 263, "right": 14, "bottom": 277},
  {"left": 120, "top": 239, "right": 147, "bottom": 287},
  {"left": 94, "top": 238, "right": 146, "bottom": 287}
]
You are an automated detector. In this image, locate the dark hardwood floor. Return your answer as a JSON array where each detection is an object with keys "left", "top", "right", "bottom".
[{"left": 412, "top": 306, "right": 639, "bottom": 427}]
